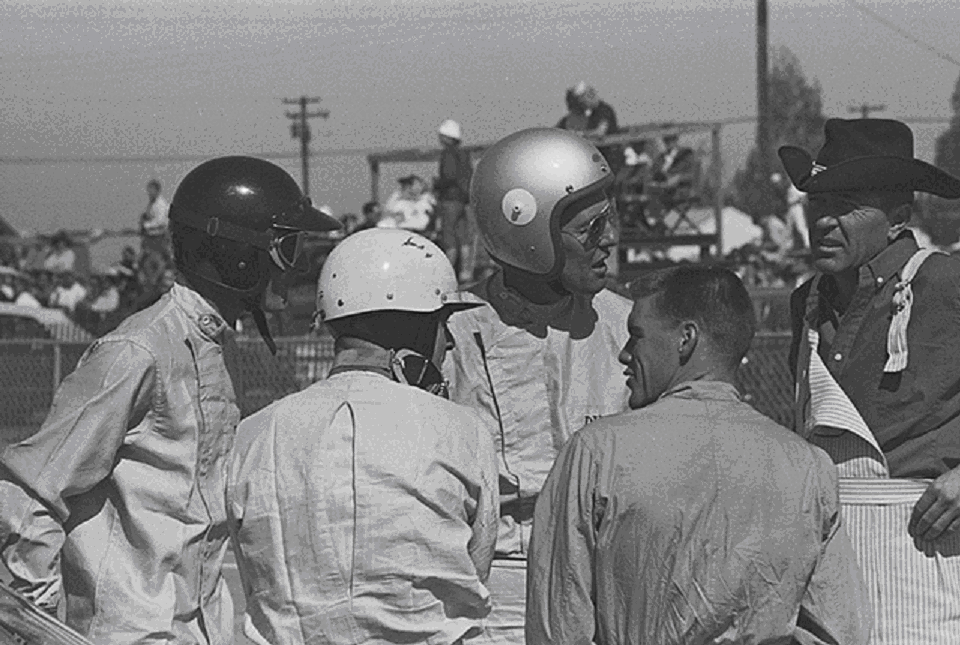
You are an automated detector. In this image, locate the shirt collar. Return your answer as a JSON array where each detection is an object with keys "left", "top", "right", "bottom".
[
  {"left": 659, "top": 379, "right": 743, "bottom": 403},
  {"left": 328, "top": 343, "right": 394, "bottom": 380},
  {"left": 863, "top": 231, "right": 919, "bottom": 285},
  {"left": 484, "top": 268, "right": 587, "bottom": 327},
  {"left": 170, "top": 283, "right": 231, "bottom": 343}
]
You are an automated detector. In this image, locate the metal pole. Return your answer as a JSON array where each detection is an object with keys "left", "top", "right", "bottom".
[
  {"left": 300, "top": 97, "right": 310, "bottom": 197},
  {"left": 712, "top": 123, "right": 724, "bottom": 258},
  {"left": 369, "top": 159, "right": 380, "bottom": 203},
  {"left": 756, "top": 0, "right": 770, "bottom": 189},
  {"left": 52, "top": 341, "right": 62, "bottom": 390}
]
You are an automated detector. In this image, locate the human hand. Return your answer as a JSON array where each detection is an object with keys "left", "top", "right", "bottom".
[{"left": 909, "top": 466, "right": 960, "bottom": 543}]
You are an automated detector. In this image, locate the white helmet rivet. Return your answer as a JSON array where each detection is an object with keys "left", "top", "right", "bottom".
[{"left": 501, "top": 188, "right": 537, "bottom": 226}]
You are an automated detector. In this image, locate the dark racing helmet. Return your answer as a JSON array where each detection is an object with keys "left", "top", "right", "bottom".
[{"left": 168, "top": 156, "right": 340, "bottom": 351}]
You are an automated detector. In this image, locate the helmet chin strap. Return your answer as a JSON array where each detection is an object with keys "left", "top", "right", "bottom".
[
  {"left": 250, "top": 305, "right": 277, "bottom": 355},
  {"left": 389, "top": 349, "right": 449, "bottom": 398},
  {"left": 177, "top": 262, "right": 279, "bottom": 354}
]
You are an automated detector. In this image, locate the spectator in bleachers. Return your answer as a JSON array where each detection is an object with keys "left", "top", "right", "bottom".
[
  {"left": 42, "top": 230, "right": 76, "bottom": 273},
  {"left": 361, "top": 200, "right": 382, "bottom": 229},
  {"left": 555, "top": 87, "right": 589, "bottom": 132},
  {"left": 34, "top": 270, "right": 56, "bottom": 307},
  {"left": 567, "top": 82, "right": 622, "bottom": 176},
  {"left": 48, "top": 271, "right": 88, "bottom": 313},
  {"left": 379, "top": 174, "right": 436, "bottom": 233},
  {"left": 13, "top": 273, "right": 41, "bottom": 308},
  {"left": 140, "top": 178, "right": 171, "bottom": 259},
  {"left": 86, "top": 270, "right": 121, "bottom": 315},
  {"left": 0, "top": 267, "right": 17, "bottom": 302}
]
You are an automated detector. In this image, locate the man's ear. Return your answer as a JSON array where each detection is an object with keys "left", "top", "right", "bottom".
[
  {"left": 886, "top": 203, "right": 912, "bottom": 241},
  {"left": 679, "top": 320, "right": 698, "bottom": 365}
]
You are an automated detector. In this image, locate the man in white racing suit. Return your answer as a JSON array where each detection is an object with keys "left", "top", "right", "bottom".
[
  {"left": 227, "top": 229, "right": 500, "bottom": 645},
  {"left": 443, "top": 128, "right": 632, "bottom": 644}
]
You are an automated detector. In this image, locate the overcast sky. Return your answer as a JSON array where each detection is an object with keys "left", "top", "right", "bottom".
[{"left": 2, "top": 0, "right": 959, "bottom": 253}]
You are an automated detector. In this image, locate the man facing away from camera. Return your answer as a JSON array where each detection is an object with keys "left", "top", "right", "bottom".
[
  {"left": 227, "top": 228, "right": 499, "bottom": 645},
  {"left": 527, "top": 265, "right": 870, "bottom": 645}
]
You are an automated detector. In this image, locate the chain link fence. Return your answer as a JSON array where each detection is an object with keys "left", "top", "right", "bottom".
[{"left": 1, "top": 333, "right": 796, "bottom": 442}]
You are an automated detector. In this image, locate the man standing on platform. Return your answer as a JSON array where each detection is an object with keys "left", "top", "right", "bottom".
[
  {"left": 435, "top": 119, "right": 476, "bottom": 282},
  {"left": 782, "top": 118, "right": 960, "bottom": 644}
]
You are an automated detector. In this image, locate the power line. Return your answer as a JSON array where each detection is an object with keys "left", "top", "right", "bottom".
[
  {"left": 0, "top": 116, "right": 951, "bottom": 167},
  {"left": 844, "top": 0, "right": 960, "bottom": 68}
]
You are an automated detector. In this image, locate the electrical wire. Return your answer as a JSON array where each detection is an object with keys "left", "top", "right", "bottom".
[{"left": 844, "top": 0, "right": 960, "bottom": 68}]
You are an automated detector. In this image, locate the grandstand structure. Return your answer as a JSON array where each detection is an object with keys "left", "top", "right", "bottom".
[{"left": 366, "top": 120, "right": 725, "bottom": 283}]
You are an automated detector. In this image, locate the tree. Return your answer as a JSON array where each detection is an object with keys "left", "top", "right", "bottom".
[
  {"left": 915, "top": 73, "right": 960, "bottom": 247},
  {"left": 731, "top": 46, "right": 826, "bottom": 221},
  {"left": 935, "top": 73, "right": 960, "bottom": 179}
]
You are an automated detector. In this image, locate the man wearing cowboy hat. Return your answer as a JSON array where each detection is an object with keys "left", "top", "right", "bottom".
[{"left": 781, "top": 118, "right": 960, "bottom": 644}]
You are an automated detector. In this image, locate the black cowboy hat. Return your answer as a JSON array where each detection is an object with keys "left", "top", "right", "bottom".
[{"left": 778, "top": 118, "right": 960, "bottom": 198}]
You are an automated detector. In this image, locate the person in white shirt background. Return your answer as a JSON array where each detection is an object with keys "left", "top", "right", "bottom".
[{"left": 378, "top": 174, "right": 436, "bottom": 232}]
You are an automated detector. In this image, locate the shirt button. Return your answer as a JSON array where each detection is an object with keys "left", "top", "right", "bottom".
[{"left": 834, "top": 352, "right": 842, "bottom": 361}]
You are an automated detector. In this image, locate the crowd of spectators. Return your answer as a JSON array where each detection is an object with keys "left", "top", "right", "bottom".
[{"left": 0, "top": 226, "right": 175, "bottom": 338}]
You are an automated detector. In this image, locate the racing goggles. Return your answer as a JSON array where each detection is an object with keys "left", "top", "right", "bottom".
[
  {"left": 268, "top": 228, "right": 308, "bottom": 272},
  {"left": 566, "top": 203, "right": 616, "bottom": 251}
]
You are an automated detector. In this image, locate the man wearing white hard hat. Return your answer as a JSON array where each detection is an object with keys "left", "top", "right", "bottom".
[
  {"left": 442, "top": 128, "right": 632, "bottom": 644},
  {"left": 436, "top": 118, "right": 476, "bottom": 282},
  {"left": 226, "top": 228, "right": 499, "bottom": 645}
]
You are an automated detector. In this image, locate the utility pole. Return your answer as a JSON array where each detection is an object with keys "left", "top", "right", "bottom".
[
  {"left": 282, "top": 96, "right": 329, "bottom": 197},
  {"left": 756, "top": 0, "right": 770, "bottom": 186},
  {"left": 848, "top": 103, "right": 887, "bottom": 119}
]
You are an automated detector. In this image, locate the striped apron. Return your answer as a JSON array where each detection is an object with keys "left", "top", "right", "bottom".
[{"left": 795, "top": 249, "right": 960, "bottom": 644}]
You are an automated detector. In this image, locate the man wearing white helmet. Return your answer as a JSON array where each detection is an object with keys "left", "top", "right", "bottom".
[
  {"left": 226, "top": 228, "right": 499, "bottom": 645},
  {"left": 436, "top": 118, "right": 476, "bottom": 281},
  {"left": 442, "top": 128, "right": 632, "bottom": 644}
]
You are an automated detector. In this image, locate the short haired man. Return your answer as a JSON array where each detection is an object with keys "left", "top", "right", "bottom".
[
  {"left": 527, "top": 265, "right": 870, "bottom": 645},
  {"left": 781, "top": 118, "right": 960, "bottom": 643},
  {"left": 227, "top": 228, "right": 498, "bottom": 645},
  {"left": 0, "top": 157, "right": 340, "bottom": 643},
  {"left": 443, "top": 128, "right": 632, "bottom": 644}
]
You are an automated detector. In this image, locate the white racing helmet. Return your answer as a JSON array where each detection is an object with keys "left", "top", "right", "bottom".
[
  {"left": 316, "top": 228, "right": 482, "bottom": 323},
  {"left": 470, "top": 128, "right": 614, "bottom": 280}
]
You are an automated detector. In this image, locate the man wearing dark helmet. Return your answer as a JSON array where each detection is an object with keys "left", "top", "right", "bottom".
[{"left": 0, "top": 156, "right": 339, "bottom": 644}]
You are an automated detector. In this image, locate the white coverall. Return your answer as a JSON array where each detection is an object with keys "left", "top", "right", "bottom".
[
  {"left": 443, "top": 270, "right": 631, "bottom": 644},
  {"left": 0, "top": 283, "right": 239, "bottom": 645},
  {"left": 227, "top": 347, "right": 500, "bottom": 645}
]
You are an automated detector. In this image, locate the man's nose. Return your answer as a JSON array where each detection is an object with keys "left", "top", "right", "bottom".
[{"left": 600, "top": 217, "right": 619, "bottom": 248}]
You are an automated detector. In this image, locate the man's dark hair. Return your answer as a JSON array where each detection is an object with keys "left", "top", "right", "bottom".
[
  {"left": 147, "top": 179, "right": 161, "bottom": 191},
  {"left": 629, "top": 265, "right": 756, "bottom": 368},
  {"left": 362, "top": 201, "right": 380, "bottom": 216},
  {"left": 326, "top": 309, "right": 443, "bottom": 359}
]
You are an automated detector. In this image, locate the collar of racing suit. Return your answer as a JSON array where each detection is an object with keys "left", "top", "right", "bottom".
[{"left": 327, "top": 337, "right": 449, "bottom": 398}]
